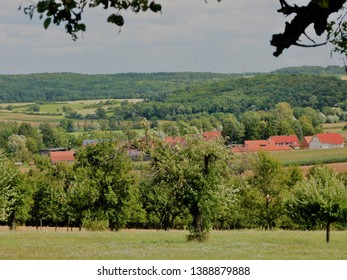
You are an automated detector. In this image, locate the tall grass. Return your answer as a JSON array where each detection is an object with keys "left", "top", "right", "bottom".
[{"left": 0, "top": 229, "right": 346, "bottom": 260}]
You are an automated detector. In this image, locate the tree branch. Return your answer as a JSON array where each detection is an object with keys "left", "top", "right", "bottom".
[{"left": 271, "top": 0, "right": 346, "bottom": 56}]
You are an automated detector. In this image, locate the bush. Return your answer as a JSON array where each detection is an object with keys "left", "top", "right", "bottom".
[{"left": 83, "top": 219, "right": 109, "bottom": 231}]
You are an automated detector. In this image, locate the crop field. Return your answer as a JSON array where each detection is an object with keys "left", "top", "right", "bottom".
[
  {"left": 0, "top": 99, "right": 142, "bottom": 126},
  {"left": 0, "top": 228, "right": 346, "bottom": 260},
  {"left": 0, "top": 111, "right": 63, "bottom": 126},
  {"left": 269, "top": 146, "right": 347, "bottom": 165},
  {"left": 322, "top": 122, "right": 347, "bottom": 138}
]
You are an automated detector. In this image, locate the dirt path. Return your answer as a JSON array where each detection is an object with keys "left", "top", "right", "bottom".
[{"left": 300, "top": 162, "right": 347, "bottom": 174}]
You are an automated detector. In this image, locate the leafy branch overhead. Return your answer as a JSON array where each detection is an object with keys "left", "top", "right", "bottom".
[
  {"left": 271, "top": 0, "right": 347, "bottom": 57},
  {"left": 20, "top": 0, "right": 346, "bottom": 57},
  {"left": 19, "top": 0, "right": 162, "bottom": 40}
]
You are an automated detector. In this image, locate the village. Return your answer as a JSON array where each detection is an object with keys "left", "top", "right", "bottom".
[{"left": 46, "top": 130, "right": 346, "bottom": 165}]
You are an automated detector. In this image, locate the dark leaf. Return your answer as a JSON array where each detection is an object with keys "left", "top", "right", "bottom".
[
  {"left": 149, "top": 2, "right": 161, "bottom": 13},
  {"left": 44, "top": 17, "right": 52, "bottom": 29},
  {"left": 107, "top": 14, "right": 124, "bottom": 26}
]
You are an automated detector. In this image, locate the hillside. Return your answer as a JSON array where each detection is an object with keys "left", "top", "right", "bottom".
[
  {"left": 271, "top": 65, "right": 346, "bottom": 75},
  {"left": 0, "top": 66, "right": 345, "bottom": 104},
  {"left": 0, "top": 72, "right": 240, "bottom": 103}
]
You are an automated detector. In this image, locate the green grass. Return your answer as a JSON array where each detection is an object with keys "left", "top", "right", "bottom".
[
  {"left": 0, "top": 229, "right": 346, "bottom": 260},
  {"left": 269, "top": 147, "right": 347, "bottom": 165},
  {"left": 0, "top": 111, "right": 63, "bottom": 125},
  {"left": 0, "top": 99, "right": 141, "bottom": 124}
]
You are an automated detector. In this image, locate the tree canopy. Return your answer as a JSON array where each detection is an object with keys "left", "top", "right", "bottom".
[{"left": 20, "top": 0, "right": 347, "bottom": 59}]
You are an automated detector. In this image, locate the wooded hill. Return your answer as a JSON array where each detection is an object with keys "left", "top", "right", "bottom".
[{"left": 1, "top": 66, "right": 346, "bottom": 120}]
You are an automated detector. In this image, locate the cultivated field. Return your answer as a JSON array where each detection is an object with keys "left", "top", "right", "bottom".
[
  {"left": 0, "top": 228, "right": 346, "bottom": 260},
  {"left": 0, "top": 99, "right": 142, "bottom": 126},
  {"left": 269, "top": 146, "right": 347, "bottom": 166}
]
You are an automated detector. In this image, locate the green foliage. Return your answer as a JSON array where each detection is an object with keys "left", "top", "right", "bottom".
[
  {"left": 0, "top": 150, "right": 19, "bottom": 225},
  {"left": 286, "top": 165, "right": 347, "bottom": 242},
  {"left": 20, "top": 0, "right": 161, "bottom": 40},
  {"left": 146, "top": 135, "right": 238, "bottom": 241},
  {"left": 74, "top": 141, "right": 145, "bottom": 230},
  {"left": 327, "top": 19, "right": 347, "bottom": 64},
  {"left": 245, "top": 152, "right": 291, "bottom": 230},
  {"left": 39, "top": 123, "right": 69, "bottom": 148},
  {"left": 221, "top": 114, "right": 245, "bottom": 144},
  {"left": 28, "top": 168, "right": 67, "bottom": 228}
]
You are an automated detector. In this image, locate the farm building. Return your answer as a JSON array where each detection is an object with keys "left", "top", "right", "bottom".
[
  {"left": 49, "top": 150, "right": 75, "bottom": 164},
  {"left": 232, "top": 139, "right": 292, "bottom": 153},
  {"left": 301, "top": 133, "right": 345, "bottom": 149},
  {"left": 268, "top": 135, "right": 300, "bottom": 149}
]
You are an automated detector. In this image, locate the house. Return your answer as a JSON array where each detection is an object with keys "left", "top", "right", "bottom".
[
  {"left": 301, "top": 133, "right": 345, "bottom": 149},
  {"left": 49, "top": 150, "right": 75, "bottom": 164},
  {"left": 232, "top": 139, "right": 292, "bottom": 153},
  {"left": 301, "top": 136, "right": 313, "bottom": 149},
  {"left": 269, "top": 135, "right": 300, "bottom": 149}
]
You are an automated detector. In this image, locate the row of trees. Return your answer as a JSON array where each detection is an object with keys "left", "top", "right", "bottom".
[
  {"left": 159, "top": 102, "right": 324, "bottom": 144},
  {"left": 1, "top": 135, "right": 347, "bottom": 242}
]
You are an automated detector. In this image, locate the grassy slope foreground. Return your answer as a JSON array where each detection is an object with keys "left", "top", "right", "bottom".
[{"left": 0, "top": 228, "right": 346, "bottom": 260}]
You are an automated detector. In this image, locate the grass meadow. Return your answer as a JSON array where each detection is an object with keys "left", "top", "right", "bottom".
[{"left": 0, "top": 228, "right": 346, "bottom": 260}]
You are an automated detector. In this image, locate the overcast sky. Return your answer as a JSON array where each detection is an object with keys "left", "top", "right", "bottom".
[{"left": 0, "top": 0, "right": 344, "bottom": 74}]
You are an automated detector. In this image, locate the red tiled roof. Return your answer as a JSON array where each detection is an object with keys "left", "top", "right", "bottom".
[
  {"left": 202, "top": 131, "right": 222, "bottom": 141},
  {"left": 232, "top": 145, "right": 291, "bottom": 153},
  {"left": 269, "top": 135, "right": 300, "bottom": 147},
  {"left": 50, "top": 151, "right": 75, "bottom": 163},
  {"left": 233, "top": 139, "right": 292, "bottom": 153},
  {"left": 301, "top": 136, "right": 313, "bottom": 148},
  {"left": 315, "top": 133, "right": 344, "bottom": 145},
  {"left": 163, "top": 136, "right": 186, "bottom": 146},
  {"left": 245, "top": 140, "right": 276, "bottom": 147}
]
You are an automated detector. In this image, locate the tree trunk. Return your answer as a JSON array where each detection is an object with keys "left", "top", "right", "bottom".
[
  {"left": 9, "top": 210, "right": 16, "bottom": 231},
  {"left": 192, "top": 210, "right": 203, "bottom": 234},
  {"left": 326, "top": 221, "right": 331, "bottom": 243},
  {"left": 191, "top": 204, "right": 203, "bottom": 239}
]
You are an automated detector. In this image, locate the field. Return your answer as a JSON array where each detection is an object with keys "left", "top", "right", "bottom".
[
  {"left": 269, "top": 146, "right": 347, "bottom": 165},
  {"left": 0, "top": 228, "right": 346, "bottom": 260},
  {"left": 322, "top": 122, "right": 347, "bottom": 138},
  {"left": 0, "top": 111, "right": 62, "bottom": 126},
  {"left": 0, "top": 99, "right": 142, "bottom": 126}
]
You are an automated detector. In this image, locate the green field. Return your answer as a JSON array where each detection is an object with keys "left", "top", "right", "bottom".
[
  {"left": 0, "top": 229, "right": 346, "bottom": 260},
  {"left": 322, "top": 122, "right": 347, "bottom": 138},
  {"left": 0, "top": 99, "right": 143, "bottom": 126},
  {"left": 267, "top": 146, "right": 347, "bottom": 166},
  {"left": 0, "top": 111, "right": 63, "bottom": 125}
]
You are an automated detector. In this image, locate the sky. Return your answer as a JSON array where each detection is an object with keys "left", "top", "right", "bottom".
[{"left": 0, "top": 0, "right": 344, "bottom": 74}]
